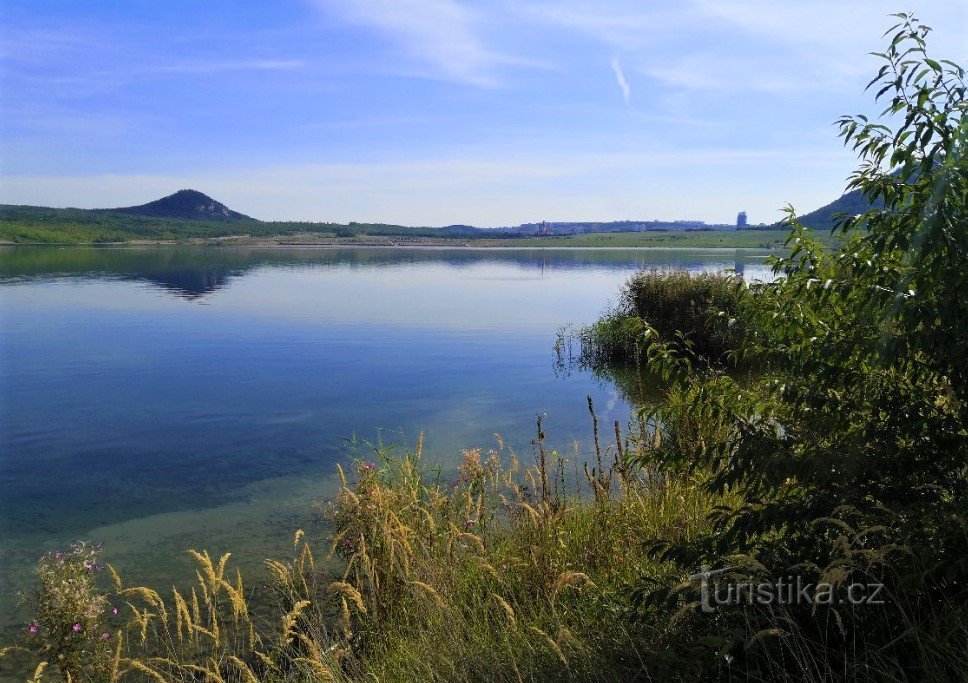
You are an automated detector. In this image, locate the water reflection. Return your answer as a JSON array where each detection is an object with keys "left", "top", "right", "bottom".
[{"left": 0, "top": 246, "right": 772, "bottom": 300}]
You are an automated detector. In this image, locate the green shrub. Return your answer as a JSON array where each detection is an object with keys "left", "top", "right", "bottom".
[
  {"left": 627, "top": 14, "right": 967, "bottom": 680},
  {"left": 573, "top": 270, "right": 747, "bottom": 371}
]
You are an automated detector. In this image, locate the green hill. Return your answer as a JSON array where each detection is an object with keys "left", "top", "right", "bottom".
[
  {"left": 110, "top": 189, "right": 250, "bottom": 221},
  {"left": 794, "top": 188, "right": 880, "bottom": 230}
]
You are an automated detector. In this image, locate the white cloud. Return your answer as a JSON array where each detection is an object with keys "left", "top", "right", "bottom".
[
  {"left": 516, "top": 0, "right": 966, "bottom": 93},
  {"left": 306, "top": 0, "right": 512, "bottom": 86},
  {"left": 516, "top": 2, "right": 687, "bottom": 50},
  {"left": 610, "top": 57, "right": 630, "bottom": 103}
]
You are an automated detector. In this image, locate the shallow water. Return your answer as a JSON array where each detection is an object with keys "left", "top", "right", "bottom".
[{"left": 0, "top": 245, "right": 771, "bottom": 642}]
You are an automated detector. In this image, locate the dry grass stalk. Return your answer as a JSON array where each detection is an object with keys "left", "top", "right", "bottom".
[
  {"left": 492, "top": 594, "right": 517, "bottom": 626},
  {"left": 280, "top": 599, "right": 312, "bottom": 645},
  {"left": 528, "top": 626, "right": 568, "bottom": 667},
  {"left": 329, "top": 581, "right": 367, "bottom": 614}
]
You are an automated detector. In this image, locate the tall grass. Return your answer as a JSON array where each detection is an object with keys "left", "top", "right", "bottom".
[
  {"left": 4, "top": 414, "right": 963, "bottom": 681},
  {"left": 2, "top": 417, "right": 738, "bottom": 681},
  {"left": 567, "top": 270, "right": 746, "bottom": 370},
  {"left": 316, "top": 427, "right": 733, "bottom": 681}
]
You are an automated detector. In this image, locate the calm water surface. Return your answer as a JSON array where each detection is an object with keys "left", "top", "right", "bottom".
[{"left": 0, "top": 245, "right": 771, "bottom": 638}]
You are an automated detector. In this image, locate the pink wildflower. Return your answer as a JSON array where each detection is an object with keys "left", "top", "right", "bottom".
[{"left": 72, "top": 623, "right": 82, "bottom": 632}]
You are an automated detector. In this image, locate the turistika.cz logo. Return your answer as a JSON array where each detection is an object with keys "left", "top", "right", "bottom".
[{"left": 689, "top": 566, "right": 886, "bottom": 613}]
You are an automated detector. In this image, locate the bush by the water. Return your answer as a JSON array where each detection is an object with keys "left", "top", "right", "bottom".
[{"left": 572, "top": 270, "right": 747, "bottom": 370}]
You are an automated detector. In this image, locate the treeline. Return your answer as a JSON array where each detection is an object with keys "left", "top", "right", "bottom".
[{"left": 0, "top": 205, "right": 502, "bottom": 244}]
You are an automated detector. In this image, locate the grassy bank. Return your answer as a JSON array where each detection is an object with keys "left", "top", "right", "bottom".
[
  {"left": 1, "top": 203, "right": 828, "bottom": 250},
  {"left": 0, "top": 222, "right": 818, "bottom": 250},
  {"left": 480, "top": 229, "right": 838, "bottom": 250}
]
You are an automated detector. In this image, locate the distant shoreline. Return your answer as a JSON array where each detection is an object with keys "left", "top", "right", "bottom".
[
  {"left": 0, "top": 228, "right": 822, "bottom": 250},
  {"left": 0, "top": 242, "right": 776, "bottom": 252}
]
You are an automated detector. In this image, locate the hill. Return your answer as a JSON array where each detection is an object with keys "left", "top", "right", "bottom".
[
  {"left": 110, "top": 189, "right": 250, "bottom": 221},
  {"left": 792, "top": 188, "right": 880, "bottom": 230}
]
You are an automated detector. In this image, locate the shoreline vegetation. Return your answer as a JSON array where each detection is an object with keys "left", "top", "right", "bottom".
[
  {"left": 0, "top": 227, "right": 835, "bottom": 250},
  {"left": 567, "top": 270, "right": 747, "bottom": 370},
  {"left": 2, "top": 16, "right": 965, "bottom": 682}
]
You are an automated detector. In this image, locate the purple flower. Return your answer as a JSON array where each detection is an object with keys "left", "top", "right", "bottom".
[
  {"left": 83, "top": 561, "right": 94, "bottom": 571},
  {"left": 111, "top": 607, "right": 119, "bottom": 616},
  {"left": 28, "top": 624, "right": 38, "bottom": 634},
  {"left": 101, "top": 632, "right": 110, "bottom": 640},
  {"left": 72, "top": 623, "right": 82, "bottom": 632},
  {"left": 54, "top": 551, "right": 62, "bottom": 559}
]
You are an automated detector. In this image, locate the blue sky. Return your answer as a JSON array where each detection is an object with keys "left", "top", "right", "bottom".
[{"left": 1, "top": 1, "right": 964, "bottom": 226}]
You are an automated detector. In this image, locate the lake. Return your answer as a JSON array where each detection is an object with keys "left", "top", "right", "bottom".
[{"left": 0, "top": 245, "right": 772, "bottom": 639}]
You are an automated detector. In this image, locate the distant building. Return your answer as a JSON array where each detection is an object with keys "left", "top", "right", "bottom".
[
  {"left": 737, "top": 211, "right": 748, "bottom": 228},
  {"left": 535, "top": 221, "right": 553, "bottom": 236}
]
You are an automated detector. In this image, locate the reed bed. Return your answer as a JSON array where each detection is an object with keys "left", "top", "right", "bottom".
[{"left": 567, "top": 270, "right": 747, "bottom": 368}]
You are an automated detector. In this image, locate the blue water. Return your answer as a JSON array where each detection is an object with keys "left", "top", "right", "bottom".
[{"left": 0, "top": 245, "right": 771, "bottom": 638}]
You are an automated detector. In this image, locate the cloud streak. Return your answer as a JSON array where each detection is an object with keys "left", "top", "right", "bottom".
[{"left": 610, "top": 57, "right": 630, "bottom": 103}]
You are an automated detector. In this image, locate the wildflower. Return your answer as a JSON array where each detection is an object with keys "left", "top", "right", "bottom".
[
  {"left": 83, "top": 561, "right": 94, "bottom": 571},
  {"left": 101, "top": 632, "right": 111, "bottom": 640},
  {"left": 28, "top": 624, "right": 38, "bottom": 634},
  {"left": 111, "top": 607, "right": 119, "bottom": 616},
  {"left": 54, "top": 551, "right": 62, "bottom": 559},
  {"left": 72, "top": 623, "right": 82, "bottom": 632}
]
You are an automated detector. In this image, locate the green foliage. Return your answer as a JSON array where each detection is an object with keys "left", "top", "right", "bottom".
[{"left": 623, "top": 14, "right": 967, "bottom": 679}]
